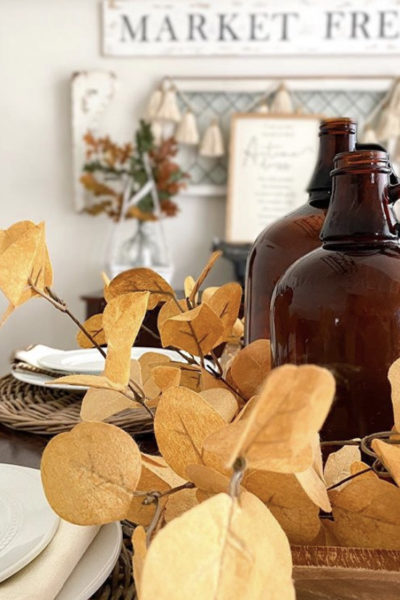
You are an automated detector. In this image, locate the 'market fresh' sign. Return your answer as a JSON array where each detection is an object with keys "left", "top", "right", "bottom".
[{"left": 103, "top": 0, "right": 400, "bottom": 56}]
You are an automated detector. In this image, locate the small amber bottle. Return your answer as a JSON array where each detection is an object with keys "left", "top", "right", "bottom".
[
  {"left": 271, "top": 150, "right": 400, "bottom": 440},
  {"left": 245, "top": 118, "right": 357, "bottom": 343}
]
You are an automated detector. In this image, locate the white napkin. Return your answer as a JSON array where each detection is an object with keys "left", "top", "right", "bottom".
[
  {"left": 13, "top": 344, "right": 62, "bottom": 368},
  {"left": 0, "top": 521, "right": 99, "bottom": 600}
]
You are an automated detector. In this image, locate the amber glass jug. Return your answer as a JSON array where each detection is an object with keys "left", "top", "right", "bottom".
[
  {"left": 245, "top": 118, "right": 357, "bottom": 343},
  {"left": 271, "top": 150, "right": 400, "bottom": 440}
]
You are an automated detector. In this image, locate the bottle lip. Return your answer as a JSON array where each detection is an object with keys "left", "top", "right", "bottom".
[
  {"left": 331, "top": 149, "right": 391, "bottom": 174},
  {"left": 319, "top": 118, "right": 357, "bottom": 135}
]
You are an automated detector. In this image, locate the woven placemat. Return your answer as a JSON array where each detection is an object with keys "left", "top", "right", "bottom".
[
  {"left": 0, "top": 375, "right": 153, "bottom": 436},
  {"left": 91, "top": 522, "right": 135, "bottom": 600}
]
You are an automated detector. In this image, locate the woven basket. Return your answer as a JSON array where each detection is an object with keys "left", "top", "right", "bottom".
[{"left": 0, "top": 375, "right": 153, "bottom": 436}]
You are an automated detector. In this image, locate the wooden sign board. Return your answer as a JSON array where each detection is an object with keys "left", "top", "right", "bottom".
[
  {"left": 103, "top": 0, "right": 400, "bottom": 57},
  {"left": 226, "top": 114, "right": 321, "bottom": 244}
]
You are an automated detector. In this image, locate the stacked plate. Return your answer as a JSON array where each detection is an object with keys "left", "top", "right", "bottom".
[
  {"left": 11, "top": 345, "right": 182, "bottom": 391},
  {"left": 0, "top": 464, "right": 122, "bottom": 599}
]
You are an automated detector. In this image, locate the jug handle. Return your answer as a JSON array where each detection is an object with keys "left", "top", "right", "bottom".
[{"left": 388, "top": 183, "right": 400, "bottom": 203}]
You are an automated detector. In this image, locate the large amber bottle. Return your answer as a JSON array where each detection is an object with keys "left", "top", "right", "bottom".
[
  {"left": 271, "top": 150, "right": 400, "bottom": 440},
  {"left": 245, "top": 118, "right": 357, "bottom": 343}
]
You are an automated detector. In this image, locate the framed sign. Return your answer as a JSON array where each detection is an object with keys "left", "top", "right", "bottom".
[
  {"left": 226, "top": 114, "right": 321, "bottom": 243},
  {"left": 103, "top": 0, "right": 400, "bottom": 57}
]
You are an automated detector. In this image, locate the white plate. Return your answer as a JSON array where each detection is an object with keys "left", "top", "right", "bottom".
[
  {"left": 0, "top": 464, "right": 59, "bottom": 582},
  {"left": 57, "top": 522, "right": 122, "bottom": 600},
  {"left": 39, "top": 346, "right": 186, "bottom": 375},
  {"left": 11, "top": 368, "right": 88, "bottom": 391}
]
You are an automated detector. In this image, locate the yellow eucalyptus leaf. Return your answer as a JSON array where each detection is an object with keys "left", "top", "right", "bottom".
[
  {"left": 329, "top": 472, "right": 400, "bottom": 549},
  {"left": 80, "top": 387, "right": 140, "bottom": 422},
  {"left": 164, "top": 488, "right": 198, "bottom": 523},
  {"left": 204, "top": 282, "right": 242, "bottom": 344},
  {"left": 200, "top": 388, "right": 238, "bottom": 422},
  {"left": 154, "top": 386, "right": 226, "bottom": 479},
  {"left": 76, "top": 313, "right": 106, "bottom": 349},
  {"left": 295, "top": 466, "right": 331, "bottom": 513},
  {"left": 157, "top": 298, "right": 187, "bottom": 331},
  {"left": 242, "top": 469, "right": 321, "bottom": 545},
  {"left": 132, "top": 526, "right": 147, "bottom": 600},
  {"left": 186, "top": 464, "right": 231, "bottom": 502},
  {"left": 103, "top": 291, "right": 150, "bottom": 385},
  {"left": 160, "top": 303, "right": 224, "bottom": 356},
  {"left": 324, "top": 445, "right": 362, "bottom": 491},
  {"left": 105, "top": 267, "right": 174, "bottom": 310},
  {"left": 0, "top": 223, "right": 42, "bottom": 306},
  {"left": 47, "top": 374, "right": 126, "bottom": 392},
  {"left": 41, "top": 422, "right": 142, "bottom": 525},
  {"left": 371, "top": 439, "right": 400, "bottom": 486},
  {"left": 201, "top": 286, "right": 220, "bottom": 305},
  {"left": 188, "top": 250, "right": 222, "bottom": 305},
  {"left": 140, "top": 492, "right": 295, "bottom": 600},
  {"left": 203, "top": 364, "right": 335, "bottom": 473},
  {"left": 152, "top": 365, "right": 181, "bottom": 391},
  {"left": 229, "top": 339, "right": 271, "bottom": 400}
]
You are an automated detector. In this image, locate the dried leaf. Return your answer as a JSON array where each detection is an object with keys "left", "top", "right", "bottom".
[
  {"left": 41, "top": 422, "right": 142, "bottom": 525},
  {"left": 140, "top": 492, "right": 295, "bottom": 600},
  {"left": 329, "top": 472, "right": 400, "bottom": 549},
  {"left": 48, "top": 374, "right": 126, "bottom": 392},
  {"left": 76, "top": 313, "right": 106, "bottom": 349},
  {"left": 152, "top": 365, "right": 181, "bottom": 391},
  {"left": 103, "top": 292, "right": 149, "bottom": 385},
  {"left": 201, "top": 286, "right": 219, "bottom": 305},
  {"left": 243, "top": 470, "right": 321, "bottom": 545},
  {"left": 200, "top": 388, "right": 238, "bottom": 422},
  {"left": 105, "top": 267, "right": 174, "bottom": 310},
  {"left": 154, "top": 386, "right": 226, "bottom": 478},
  {"left": 160, "top": 303, "right": 224, "bottom": 356},
  {"left": 204, "top": 282, "right": 242, "bottom": 344},
  {"left": 371, "top": 439, "right": 400, "bottom": 486},
  {"left": 203, "top": 365, "right": 335, "bottom": 473},
  {"left": 127, "top": 454, "right": 183, "bottom": 527},
  {"left": 324, "top": 445, "right": 362, "bottom": 491},
  {"left": 164, "top": 488, "right": 198, "bottom": 523},
  {"left": 184, "top": 276, "right": 198, "bottom": 304},
  {"left": 0, "top": 222, "right": 42, "bottom": 305},
  {"left": 186, "top": 464, "right": 231, "bottom": 499},
  {"left": 389, "top": 358, "right": 400, "bottom": 430},
  {"left": 157, "top": 298, "right": 187, "bottom": 331},
  {"left": 188, "top": 250, "right": 222, "bottom": 305},
  {"left": 80, "top": 387, "right": 139, "bottom": 422},
  {"left": 295, "top": 466, "right": 331, "bottom": 513},
  {"left": 132, "top": 526, "right": 147, "bottom": 599},
  {"left": 229, "top": 339, "right": 271, "bottom": 400}
]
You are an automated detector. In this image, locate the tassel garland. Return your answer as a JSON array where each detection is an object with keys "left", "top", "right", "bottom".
[
  {"left": 144, "top": 87, "right": 162, "bottom": 121},
  {"left": 270, "top": 83, "right": 294, "bottom": 114},
  {"left": 156, "top": 85, "right": 181, "bottom": 123},
  {"left": 199, "top": 119, "right": 224, "bottom": 157},
  {"left": 175, "top": 110, "right": 199, "bottom": 145}
]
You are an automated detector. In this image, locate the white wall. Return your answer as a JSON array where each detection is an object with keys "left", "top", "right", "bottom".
[{"left": 0, "top": 0, "right": 399, "bottom": 374}]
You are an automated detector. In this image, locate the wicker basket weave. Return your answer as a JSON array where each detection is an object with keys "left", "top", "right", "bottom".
[{"left": 0, "top": 375, "right": 153, "bottom": 436}]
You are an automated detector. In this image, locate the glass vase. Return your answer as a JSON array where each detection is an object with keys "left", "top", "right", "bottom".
[{"left": 106, "top": 219, "right": 174, "bottom": 284}]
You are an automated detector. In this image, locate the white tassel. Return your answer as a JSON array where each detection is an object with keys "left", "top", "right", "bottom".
[
  {"left": 175, "top": 110, "right": 199, "bottom": 145},
  {"left": 144, "top": 86, "right": 162, "bottom": 121},
  {"left": 199, "top": 119, "right": 225, "bottom": 157},
  {"left": 393, "top": 136, "right": 400, "bottom": 164},
  {"left": 156, "top": 85, "right": 181, "bottom": 123},
  {"left": 151, "top": 120, "right": 163, "bottom": 144},
  {"left": 270, "top": 83, "right": 293, "bottom": 114},
  {"left": 362, "top": 126, "right": 379, "bottom": 144},
  {"left": 375, "top": 106, "right": 400, "bottom": 142},
  {"left": 256, "top": 102, "right": 269, "bottom": 114}
]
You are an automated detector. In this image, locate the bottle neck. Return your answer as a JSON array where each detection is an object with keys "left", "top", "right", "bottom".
[
  {"left": 308, "top": 125, "right": 357, "bottom": 209},
  {"left": 322, "top": 170, "right": 399, "bottom": 247}
]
